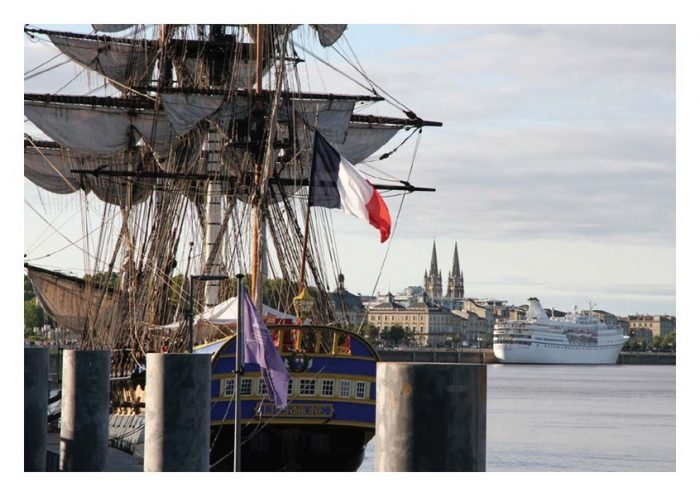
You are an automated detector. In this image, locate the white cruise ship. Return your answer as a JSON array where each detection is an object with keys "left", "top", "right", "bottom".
[{"left": 493, "top": 298, "right": 628, "bottom": 364}]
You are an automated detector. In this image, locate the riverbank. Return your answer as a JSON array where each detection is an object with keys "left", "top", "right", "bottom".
[
  {"left": 618, "top": 351, "right": 676, "bottom": 365},
  {"left": 378, "top": 348, "right": 496, "bottom": 364}
]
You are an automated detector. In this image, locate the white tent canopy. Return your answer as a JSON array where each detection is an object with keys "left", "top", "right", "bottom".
[{"left": 161, "top": 296, "right": 296, "bottom": 330}]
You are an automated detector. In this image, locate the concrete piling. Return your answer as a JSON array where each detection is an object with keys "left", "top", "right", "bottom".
[
  {"left": 24, "top": 347, "right": 49, "bottom": 471},
  {"left": 375, "top": 362, "right": 487, "bottom": 472},
  {"left": 144, "top": 353, "right": 211, "bottom": 472},
  {"left": 60, "top": 349, "right": 111, "bottom": 471}
]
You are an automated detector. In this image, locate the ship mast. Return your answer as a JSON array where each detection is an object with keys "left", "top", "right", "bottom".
[
  {"left": 250, "top": 25, "right": 288, "bottom": 308},
  {"left": 203, "top": 25, "right": 226, "bottom": 307},
  {"left": 250, "top": 24, "right": 265, "bottom": 308}
]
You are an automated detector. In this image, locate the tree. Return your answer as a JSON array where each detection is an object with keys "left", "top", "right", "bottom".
[
  {"left": 660, "top": 332, "right": 675, "bottom": 352},
  {"left": 168, "top": 274, "right": 185, "bottom": 308},
  {"left": 380, "top": 324, "right": 406, "bottom": 346},
  {"left": 84, "top": 271, "right": 119, "bottom": 291},
  {"left": 24, "top": 298, "right": 44, "bottom": 330},
  {"left": 632, "top": 338, "right": 647, "bottom": 351},
  {"left": 478, "top": 332, "right": 493, "bottom": 348},
  {"left": 24, "top": 276, "right": 35, "bottom": 301},
  {"left": 358, "top": 324, "right": 380, "bottom": 344}
]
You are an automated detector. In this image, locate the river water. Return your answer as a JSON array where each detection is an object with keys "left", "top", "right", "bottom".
[{"left": 359, "top": 364, "right": 675, "bottom": 471}]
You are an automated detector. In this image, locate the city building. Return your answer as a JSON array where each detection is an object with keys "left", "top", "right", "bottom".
[
  {"left": 463, "top": 298, "right": 512, "bottom": 324},
  {"left": 392, "top": 286, "right": 425, "bottom": 307},
  {"left": 627, "top": 315, "right": 676, "bottom": 338},
  {"left": 628, "top": 327, "right": 653, "bottom": 347},
  {"left": 327, "top": 273, "right": 366, "bottom": 329},
  {"left": 450, "top": 308, "right": 491, "bottom": 346},
  {"left": 617, "top": 317, "right": 631, "bottom": 336},
  {"left": 367, "top": 292, "right": 476, "bottom": 347},
  {"left": 581, "top": 309, "right": 620, "bottom": 327}
]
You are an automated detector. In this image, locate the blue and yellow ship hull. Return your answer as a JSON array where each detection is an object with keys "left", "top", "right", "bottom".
[{"left": 196, "top": 324, "right": 378, "bottom": 471}]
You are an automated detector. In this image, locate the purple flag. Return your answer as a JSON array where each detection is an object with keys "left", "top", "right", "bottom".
[{"left": 241, "top": 289, "right": 290, "bottom": 410}]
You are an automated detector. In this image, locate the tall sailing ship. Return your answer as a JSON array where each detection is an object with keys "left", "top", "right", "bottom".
[{"left": 24, "top": 24, "right": 441, "bottom": 470}]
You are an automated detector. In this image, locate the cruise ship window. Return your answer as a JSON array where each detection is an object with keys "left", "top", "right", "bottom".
[{"left": 339, "top": 379, "right": 351, "bottom": 398}]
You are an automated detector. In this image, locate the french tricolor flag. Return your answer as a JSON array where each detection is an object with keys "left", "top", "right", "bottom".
[{"left": 308, "top": 131, "right": 392, "bottom": 243}]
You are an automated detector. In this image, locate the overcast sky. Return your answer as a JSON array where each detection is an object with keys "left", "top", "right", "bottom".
[
  {"left": 339, "top": 24, "right": 677, "bottom": 316},
  {"left": 22, "top": 22, "right": 677, "bottom": 316}
]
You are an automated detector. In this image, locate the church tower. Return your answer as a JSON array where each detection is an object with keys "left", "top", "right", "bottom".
[
  {"left": 446, "top": 242, "right": 464, "bottom": 300},
  {"left": 424, "top": 241, "right": 442, "bottom": 300}
]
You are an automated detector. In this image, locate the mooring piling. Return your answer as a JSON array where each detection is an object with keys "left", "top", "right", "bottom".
[
  {"left": 24, "top": 347, "right": 49, "bottom": 471},
  {"left": 59, "top": 349, "right": 110, "bottom": 471},
  {"left": 143, "top": 353, "right": 211, "bottom": 472},
  {"left": 375, "top": 362, "right": 487, "bottom": 471}
]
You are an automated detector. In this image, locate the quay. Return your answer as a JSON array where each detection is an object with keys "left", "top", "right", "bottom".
[
  {"left": 378, "top": 348, "right": 496, "bottom": 364},
  {"left": 378, "top": 348, "right": 675, "bottom": 365},
  {"left": 618, "top": 351, "right": 675, "bottom": 365}
]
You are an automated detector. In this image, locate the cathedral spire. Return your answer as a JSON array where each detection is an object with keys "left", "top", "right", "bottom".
[
  {"left": 425, "top": 240, "right": 442, "bottom": 300},
  {"left": 451, "top": 242, "right": 461, "bottom": 277},
  {"left": 446, "top": 242, "right": 464, "bottom": 301},
  {"left": 430, "top": 240, "right": 439, "bottom": 276}
]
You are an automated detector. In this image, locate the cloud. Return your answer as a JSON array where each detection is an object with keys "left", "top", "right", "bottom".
[{"left": 348, "top": 25, "right": 676, "bottom": 246}]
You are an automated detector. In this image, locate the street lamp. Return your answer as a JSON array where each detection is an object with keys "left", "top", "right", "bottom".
[{"left": 187, "top": 274, "right": 229, "bottom": 353}]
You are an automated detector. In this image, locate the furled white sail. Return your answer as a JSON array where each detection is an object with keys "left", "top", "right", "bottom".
[
  {"left": 24, "top": 141, "right": 156, "bottom": 206},
  {"left": 24, "top": 145, "right": 85, "bottom": 194},
  {"left": 311, "top": 25, "right": 347, "bottom": 47},
  {"left": 334, "top": 123, "right": 401, "bottom": 164},
  {"left": 250, "top": 24, "right": 345, "bottom": 47},
  {"left": 159, "top": 93, "right": 226, "bottom": 135},
  {"left": 24, "top": 102, "right": 176, "bottom": 156},
  {"left": 286, "top": 99, "right": 356, "bottom": 144},
  {"left": 91, "top": 24, "right": 136, "bottom": 33},
  {"left": 82, "top": 152, "right": 156, "bottom": 206},
  {"left": 48, "top": 34, "right": 156, "bottom": 87},
  {"left": 161, "top": 93, "right": 358, "bottom": 146}
]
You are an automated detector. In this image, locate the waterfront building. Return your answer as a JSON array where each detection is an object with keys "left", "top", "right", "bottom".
[
  {"left": 450, "top": 308, "right": 490, "bottom": 346},
  {"left": 628, "top": 327, "right": 653, "bottom": 347},
  {"left": 358, "top": 294, "right": 376, "bottom": 309},
  {"left": 367, "top": 292, "right": 475, "bottom": 347},
  {"left": 392, "top": 286, "right": 424, "bottom": 307},
  {"left": 463, "top": 298, "right": 511, "bottom": 323},
  {"left": 627, "top": 314, "right": 676, "bottom": 338},
  {"left": 580, "top": 309, "right": 620, "bottom": 327},
  {"left": 617, "top": 317, "right": 631, "bottom": 336},
  {"left": 327, "top": 274, "right": 366, "bottom": 329}
]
